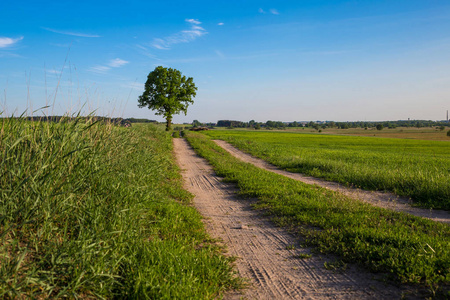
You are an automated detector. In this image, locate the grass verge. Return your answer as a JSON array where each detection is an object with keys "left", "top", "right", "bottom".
[
  {"left": 0, "top": 116, "right": 239, "bottom": 299},
  {"left": 186, "top": 131, "right": 450, "bottom": 297}
]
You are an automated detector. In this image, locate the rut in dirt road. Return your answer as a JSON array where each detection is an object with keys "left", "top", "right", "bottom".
[
  {"left": 173, "top": 138, "right": 409, "bottom": 300},
  {"left": 213, "top": 140, "right": 450, "bottom": 224}
]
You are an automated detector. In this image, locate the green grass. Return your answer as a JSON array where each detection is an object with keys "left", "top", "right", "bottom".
[
  {"left": 0, "top": 116, "right": 239, "bottom": 299},
  {"left": 186, "top": 131, "right": 450, "bottom": 297},
  {"left": 203, "top": 130, "right": 450, "bottom": 210}
]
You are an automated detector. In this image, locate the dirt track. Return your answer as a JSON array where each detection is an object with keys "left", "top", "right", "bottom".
[
  {"left": 213, "top": 140, "right": 450, "bottom": 224},
  {"left": 173, "top": 138, "right": 413, "bottom": 299}
]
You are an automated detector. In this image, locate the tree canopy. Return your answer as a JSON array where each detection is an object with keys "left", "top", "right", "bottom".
[{"left": 138, "top": 66, "right": 197, "bottom": 131}]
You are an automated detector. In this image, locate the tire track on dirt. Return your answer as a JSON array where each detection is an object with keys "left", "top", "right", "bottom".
[
  {"left": 213, "top": 140, "right": 450, "bottom": 224},
  {"left": 174, "top": 138, "right": 410, "bottom": 299}
]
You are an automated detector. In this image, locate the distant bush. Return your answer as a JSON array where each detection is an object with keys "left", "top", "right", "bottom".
[
  {"left": 447, "top": 130, "right": 450, "bottom": 137},
  {"left": 376, "top": 124, "right": 383, "bottom": 130},
  {"left": 173, "top": 131, "right": 181, "bottom": 138}
]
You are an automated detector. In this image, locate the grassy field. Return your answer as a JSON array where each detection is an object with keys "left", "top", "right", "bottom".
[
  {"left": 327, "top": 127, "right": 450, "bottom": 140},
  {"left": 186, "top": 131, "right": 450, "bottom": 297},
  {"left": 0, "top": 117, "right": 239, "bottom": 298},
  {"left": 204, "top": 130, "right": 450, "bottom": 210},
  {"left": 211, "top": 126, "right": 450, "bottom": 141}
]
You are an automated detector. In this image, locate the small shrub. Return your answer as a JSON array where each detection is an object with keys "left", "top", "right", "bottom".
[
  {"left": 447, "top": 130, "right": 450, "bottom": 137},
  {"left": 376, "top": 124, "right": 383, "bottom": 130}
]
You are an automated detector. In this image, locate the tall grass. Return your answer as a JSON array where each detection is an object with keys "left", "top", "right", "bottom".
[
  {"left": 186, "top": 131, "right": 450, "bottom": 297},
  {"left": 0, "top": 116, "right": 238, "bottom": 298},
  {"left": 204, "top": 130, "right": 450, "bottom": 209}
]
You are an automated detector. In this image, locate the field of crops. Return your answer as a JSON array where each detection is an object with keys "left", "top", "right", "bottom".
[
  {"left": 0, "top": 118, "right": 238, "bottom": 298},
  {"left": 204, "top": 130, "right": 450, "bottom": 210},
  {"left": 186, "top": 131, "right": 450, "bottom": 297}
]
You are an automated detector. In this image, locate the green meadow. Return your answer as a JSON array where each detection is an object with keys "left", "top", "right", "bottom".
[
  {"left": 186, "top": 131, "right": 450, "bottom": 297},
  {"left": 204, "top": 130, "right": 450, "bottom": 210},
  {"left": 0, "top": 117, "right": 238, "bottom": 299}
]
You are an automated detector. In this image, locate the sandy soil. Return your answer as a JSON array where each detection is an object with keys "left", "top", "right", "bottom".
[
  {"left": 173, "top": 138, "right": 418, "bottom": 300},
  {"left": 214, "top": 140, "right": 450, "bottom": 224}
]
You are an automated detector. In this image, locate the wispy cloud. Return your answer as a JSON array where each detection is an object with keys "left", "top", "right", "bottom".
[
  {"left": 215, "top": 50, "right": 225, "bottom": 59},
  {"left": 151, "top": 19, "right": 207, "bottom": 50},
  {"left": 259, "top": 8, "right": 280, "bottom": 15},
  {"left": 89, "top": 58, "right": 129, "bottom": 74},
  {"left": 42, "top": 27, "right": 101, "bottom": 38},
  {"left": 108, "top": 58, "right": 128, "bottom": 67},
  {"left": 135, "top": 44, "right": 159, "bottom": 59},
  {"left": 218, "top": 22, "right": 225, "bottom": 26},
  {"left": 185, "top": 18, "right": 201, "bottom": 25},
  {"left": 0, "top": 36, "right": 23, "bottom": 48},
  {"left": 122, "top": 81, "right": 144, "bottom": 92},
  {"left": 270, "top": 9, "right": 280, "bottom": 15}
]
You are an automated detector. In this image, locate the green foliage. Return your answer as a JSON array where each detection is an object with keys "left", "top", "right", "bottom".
[
  {"left": 447, "top": 130, "right": 450, "bottom": 137},
  {"left": 138, "top": 66, "right": 197, "bottom": 131},
  {"left": 324, "top": 260, "right": 347, "bottom": 272},
  {"left": 185, "top": 131, "right": 450, "bottom": 296},
  {"left": 0, "top": 117, "right": 238, "bottom": 298},
  {"left": 294, "top": 253, "right": 312, "bottom": 259},
  {"left": 204, "top": 130, "right": 450, "bottom": 210},
  {"left": 376, "top": 124, "right": 384, "bottom": 130}
]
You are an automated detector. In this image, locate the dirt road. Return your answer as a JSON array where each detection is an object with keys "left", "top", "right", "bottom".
[
  {"left": 173, "top": 138, "right": 411, "bottom": 299},
  {"left": 214, "top": 140, "right": 450, "bottom": 224}
]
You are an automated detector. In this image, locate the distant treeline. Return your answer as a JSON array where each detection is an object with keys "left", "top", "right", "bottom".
[
  {"left": 5, "top": 116, "right": 157, "bottom": 125},
  {"left": 213, "top": 119, "right": 450, "bottom": 129}
]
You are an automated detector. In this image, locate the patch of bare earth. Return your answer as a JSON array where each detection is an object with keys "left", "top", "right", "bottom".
[
  {"left": 173, "top": 138, "right": 418, "bottom": 300},
  {"left": 213, "top": 140, "right": 450, "bottom": 225}
]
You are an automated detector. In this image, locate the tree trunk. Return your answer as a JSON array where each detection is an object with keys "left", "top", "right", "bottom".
[{"left": 166, "top": 117, "right": 172, "bottom": 131}]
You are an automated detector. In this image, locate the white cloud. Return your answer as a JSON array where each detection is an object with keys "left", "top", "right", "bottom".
[
  {"left": 270, "top": 9, "right": 280, "bottom": 15},
  {"left": 89, "top": 58, "right": 129, "bottom": 74},
  {"left": 185, "top": 19, "right": 201, "bottom": 25},
  {"left": 108, "top": 58, "right": 129, "bottom": 68},
  {"left": 218, "top": 22, "right": 224, "bottom": 26},
  {"left": 151, "top": 19, "right": 207, "bottom": 50},
  {"left": 122, "top": 81, "right": 144, "bottom": 91},
  {"left": 89, "top": 66, "right": 111, "bottom": 73},
  {"left": 215, "top": 50, "right": 225, "bottom": 59},
  {"left": 259, "top": 8, "right": 280, "bottom": 15},
  {"left": 42, "top": 27, "right": 101, "bottom": 38},
  {"left": 0, "top": 36, "right": 23, "bottom": 48}
]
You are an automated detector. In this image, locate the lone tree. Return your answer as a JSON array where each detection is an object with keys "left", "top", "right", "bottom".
[{"left": 138, "top": 66, "right": 197, "bottom": 131}]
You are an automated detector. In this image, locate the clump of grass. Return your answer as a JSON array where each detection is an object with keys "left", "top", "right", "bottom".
[
  {"left": 186, "top": 131, "right": 450, "bottom": 297},
  {"left": 0, "top": 115, "right": 239, "bottom": 298},
  {"left": 324, "top": 260, "right": 347, "bottom": 272},
  {"left": 293, "top": 253, "right": 312, "bottom": 259}
]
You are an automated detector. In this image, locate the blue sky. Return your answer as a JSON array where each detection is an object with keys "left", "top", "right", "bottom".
[{"left": 1, "top": 1, "right": 450, "bottom": 123}]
